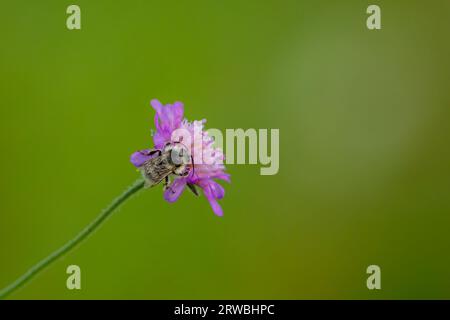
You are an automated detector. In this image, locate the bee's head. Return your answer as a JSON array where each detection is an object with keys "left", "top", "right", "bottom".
[{"left": 165, "top": 142, "right": 191, "bottom": 167}]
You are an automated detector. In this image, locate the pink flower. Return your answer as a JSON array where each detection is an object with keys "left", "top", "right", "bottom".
[{"left": 131, "top": 99, "right": 230, "bottom": 216}]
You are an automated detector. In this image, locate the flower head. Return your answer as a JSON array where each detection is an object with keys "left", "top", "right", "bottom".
[{"left": 131, "top": 99, "right": 230, "bottom": 216}]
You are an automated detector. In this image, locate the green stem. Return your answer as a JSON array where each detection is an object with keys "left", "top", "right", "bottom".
[{"left": 0, "top": 178, "right": 145, "bottom": 299}]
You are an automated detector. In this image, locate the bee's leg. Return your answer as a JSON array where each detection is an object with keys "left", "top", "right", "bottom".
[
  {"left": 163, "top": 176, "right": 169, "bottom": 189},
  {"left": 187, "top": 183, "right": 199, "bottom": 196},
  {"left": 163, "top": 141, "right": 173, "bottom": 151},
  {"left": 163, "top": 176, "right": 176, "bottom": 194},
  {"left": 143, "top": 149, "right": 161, "bottom": 157},
  {"left": 181, "top": 167, "right": 190, "bottom": 177}
]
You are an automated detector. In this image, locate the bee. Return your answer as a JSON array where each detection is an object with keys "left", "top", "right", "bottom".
[{"left": 137, "top": 142, "right": 199, "bottom": 195}]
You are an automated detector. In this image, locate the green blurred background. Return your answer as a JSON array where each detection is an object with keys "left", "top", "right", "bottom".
[{"left": 1, "top": 0, "right": 449, "bottom": 299}]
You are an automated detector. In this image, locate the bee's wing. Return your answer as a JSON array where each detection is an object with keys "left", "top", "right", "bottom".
[{"left": 141, "top": 156, "right": 173, "bottom": 188}]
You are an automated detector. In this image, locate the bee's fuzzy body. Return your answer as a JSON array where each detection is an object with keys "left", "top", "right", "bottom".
[{"left": 139, "top": 143, "right": 191, "bottom": 188}]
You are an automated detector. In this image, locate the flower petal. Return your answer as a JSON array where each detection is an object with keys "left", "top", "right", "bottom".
[
  {"left": 210, "top": 180, "right": 225, "bottom": 199},
  {"left": 197, "top": 179, "right": 225, "bottom": 216},
  {"left": 163, "top": 177, "right": 187, "bottom": 203},
  {"left": 150, "top": 99, "right": 164, "bottom": 114},
  {"left": 171, "top": 101, "right": 184, "bottom": 126},
  {"left": 207, "top": 197, "right": 223, "bottom": 216},
  {"left": 215, "top": 173, "right": 231, "bottom": 183},
  {"left": 151, "top": 99, "right": 184, "bottom": 148},
  {"left": 130, "top": 149, "right": 153, "bottom": 167},
  {"left": 153, "top": 130, "right": 169, "bottom": 149}
]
